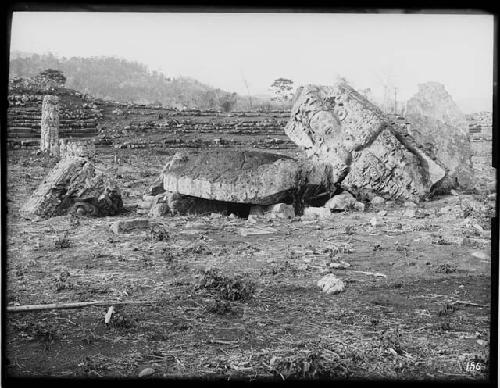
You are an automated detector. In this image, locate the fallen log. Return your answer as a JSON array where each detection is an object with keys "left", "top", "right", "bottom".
[{"left": 6, "top": 300, "right": 156, "bottom": 313}]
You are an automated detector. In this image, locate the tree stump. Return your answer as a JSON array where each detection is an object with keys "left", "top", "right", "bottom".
[{"left": 40, "top": 95, "right": 60, "bottom": 156}]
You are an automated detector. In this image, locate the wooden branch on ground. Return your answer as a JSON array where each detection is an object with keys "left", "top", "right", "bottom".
[
  {"left": 451, "top": 300, "right": 489, "bottom": 308},
  {"left": 6, "top": 300, "right": 156, "bottom": 313}
]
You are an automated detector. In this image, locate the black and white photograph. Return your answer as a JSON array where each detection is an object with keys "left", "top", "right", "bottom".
[{"left": 2, "top": 7, "right": 497, "bottom": 382}]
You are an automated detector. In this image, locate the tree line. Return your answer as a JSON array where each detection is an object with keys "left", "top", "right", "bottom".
[{"left": 9, "top": 52, "right": 279, "bottom": 111}]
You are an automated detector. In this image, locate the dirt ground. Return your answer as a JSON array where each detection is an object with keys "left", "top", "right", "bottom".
[{"left": 4, "top": 143, "right": 495, "bottom": 380}]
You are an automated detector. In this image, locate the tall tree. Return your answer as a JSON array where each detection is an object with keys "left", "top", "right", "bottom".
[{"left": 270, "top": 78, "right": 294, "bottom": 108}]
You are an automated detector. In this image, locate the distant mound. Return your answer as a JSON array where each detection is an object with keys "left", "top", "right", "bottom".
[{"left": 9, "top": 52, "right": 271, "bottom": 111}]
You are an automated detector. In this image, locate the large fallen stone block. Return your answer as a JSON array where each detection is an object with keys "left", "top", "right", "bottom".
[
  {"left": 163, "top": 150, "right": 303, "bottom": 205},
  {"left": 285, "top": 83, "right": 446, "bottom": 201},
  {"left": 21, "top": 156, "right": 123, "bottom": 218},
  {"left": 404, "top": 82, "right": 474, "bottom": 191}
]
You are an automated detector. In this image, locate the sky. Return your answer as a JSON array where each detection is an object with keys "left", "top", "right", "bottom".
[{"left": 9, "top": 12, "right": 495, "bottom": 112}]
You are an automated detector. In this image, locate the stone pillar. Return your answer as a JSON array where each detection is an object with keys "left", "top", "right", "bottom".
[{"left": 40, "top": 95, "right": 60, "bottom": 156}]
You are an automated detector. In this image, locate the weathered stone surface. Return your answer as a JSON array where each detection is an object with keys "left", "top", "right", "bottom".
[
  {"left": 21, "top": 156, "right": 122, "bottom": 218},
  {"left": 40, "top": 95, "right": 59, "bottom": 156},
  {"left": 285, "top": 82, "right": 445, "bottom": 201},
  {"left": 405, "top": 82, "right": 474, "bottom": 191},
  {"left": 341, "top": 127, "right": 435, "bottom": 201},
  {"left": 163, "top": 150, "right": 302, "bottom": 205}
]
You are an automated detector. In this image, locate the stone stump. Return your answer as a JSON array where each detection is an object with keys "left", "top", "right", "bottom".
[{"left": 40, "top": 95, "right": 60, "bottom": 156}]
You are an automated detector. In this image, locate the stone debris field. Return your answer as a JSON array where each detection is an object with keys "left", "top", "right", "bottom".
[{"left": 5, "top": 71, "right": 496, "bottom": 380}]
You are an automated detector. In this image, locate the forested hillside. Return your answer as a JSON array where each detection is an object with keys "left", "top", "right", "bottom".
[{"left": 9, "top": 52, "right": 270, "bottom": 110}]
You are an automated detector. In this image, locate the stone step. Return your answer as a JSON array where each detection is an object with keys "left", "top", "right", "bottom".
[{"left": 8, "top": 129, "right": 98, "bottom": 138}]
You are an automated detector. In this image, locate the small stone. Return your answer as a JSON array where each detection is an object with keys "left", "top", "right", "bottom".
[
  {"left": 329, "top": 261, "right": 351, "bottom": 269},
  {"left": 476, "top": 339, "right": 488, "bottom": 346},
  {"left": 378, "top": 210, "right": 388, "bottom": 216},
  {"left": 317, "top": 274, "right": 345, "bottom": 294},
  {"left": 324, "top": 191, "right": 356, "bottom": 210},
  {"left": 370, "top": 216, "right": 383, "bottom": 227},
  {"left": 303, "top": 206, "right": 331, "bottom": 219},
  {"left": 148, "top": 202, "right": 169, "bottom": 217},
  {"left": 471, "top": 251, "right": 490, "bottom": 261},
  {"left": 353, "top": 201, "right": 365, "bottom": 212},
  {"left": 439, "top": 206, "right": 453, "bottom": 214},
  {"left": 266, "top": 203, "right": 295, "bottom": 219},
  {"left": 138, "top": 367, "right": 155, "bottom": 377},
  {"left": 110, "top": 219, "right": 156, "bottom": 234},
  {"left": 247, "top": 215, "right": 258, "bottom": 224},
  {"left": 371, "top": 196, "right": 385, "bottom": 206},
  {"left": 228, "top": 213, "right": 236, "bottom": 219},
  {"left": 404, "top": 208, "right": 417, "bottom": 218},
  {"left": 450, "top": 189, "right": 459, "bottom": 196}
]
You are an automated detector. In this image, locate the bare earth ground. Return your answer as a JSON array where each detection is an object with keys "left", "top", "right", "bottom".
[{"left": 4, "top": 143, "right": 495, "bottom": 381}]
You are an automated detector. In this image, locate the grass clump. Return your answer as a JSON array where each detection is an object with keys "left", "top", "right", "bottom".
[
  {"left": 196, "top": 269, "right": 255, "bottom": 301},
  {"left": 269, "top": 350, "right": 349, "bottom": 380}
]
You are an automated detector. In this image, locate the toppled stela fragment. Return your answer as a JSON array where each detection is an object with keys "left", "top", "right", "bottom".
[
  {"left": 285, "top": 82, "right": 446, "bottom": 201},
  {"left": 21, "top": 147, "right": 122, "bottom": 218}
]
